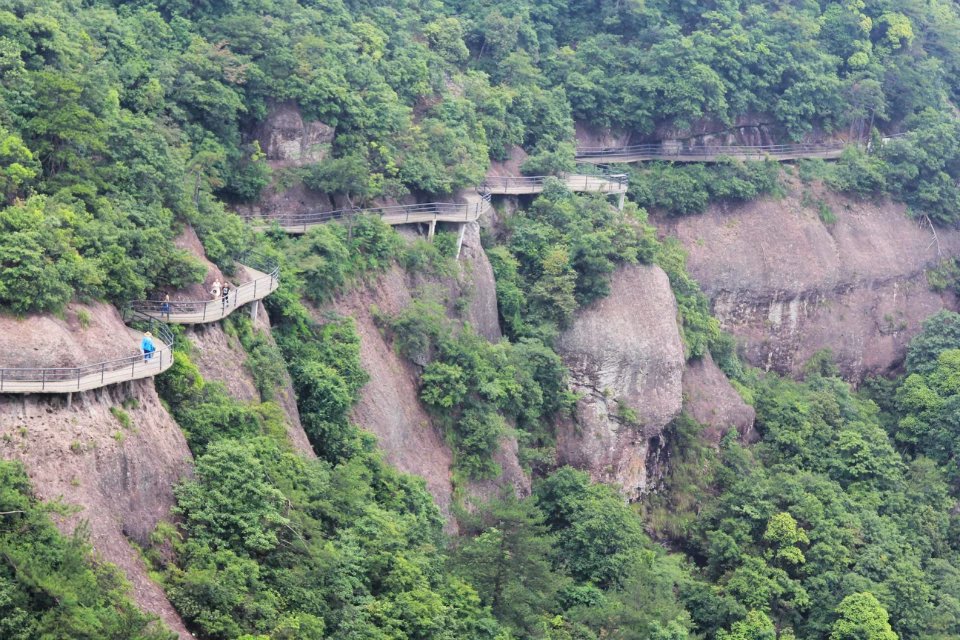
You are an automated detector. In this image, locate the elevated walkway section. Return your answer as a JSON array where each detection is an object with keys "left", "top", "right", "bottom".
[
  {"left": 480, "top": 173, "right": 628, "bottom": 196},
  {"left": 1, "top": 253, "right": 281, "bottom": 394},
  {"left": 129, "top": 253, "right": 280, "bottom": 325},
  {"left": 0, "top": 313, "right": 174, "bottom": 394},
  {"left": 244, "top": 194, "right": 492, "bottom": 235},
  {"left": 575, "top": 142, "right": 847, "bottom": 164}
]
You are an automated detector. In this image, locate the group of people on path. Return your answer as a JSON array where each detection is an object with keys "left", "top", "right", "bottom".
[
  {"left": 210, "top": 279, "right": 233, "bottom": 310},
  {"left": 141, "top": 275, "right": 234, "bottom": 360}
]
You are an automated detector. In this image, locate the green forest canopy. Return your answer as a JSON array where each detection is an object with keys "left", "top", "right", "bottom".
[{"left": 3, "top": 1, "right": 960, "bottom": 639}]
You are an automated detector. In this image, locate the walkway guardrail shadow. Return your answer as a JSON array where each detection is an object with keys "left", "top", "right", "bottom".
[{"left": 0, "top": 314, "right": 175, "bottom": 394}]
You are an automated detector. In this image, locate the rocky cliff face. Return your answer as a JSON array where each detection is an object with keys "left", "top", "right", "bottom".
[
  {"left": 658, "top": 185, "right": 960, "bottom": 381},
  {"left": 555, "top": 264, "right": 685, "bottom": 500},
  {"left": 682, "top": 352, "right": 756, "bottom": 444},
  {"left": 0, "top": 301, "right": 194, "bottom": 637},
  {"left": 455, "top": 221, "right": 502, "bottom": 342},
  {"left": 326, "top": 253, "right": 525, "bottom": 527}
]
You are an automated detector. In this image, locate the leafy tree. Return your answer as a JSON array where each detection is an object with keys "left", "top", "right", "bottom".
[{"left": 830, "top": 592, "right": 898, "bottom": 640}]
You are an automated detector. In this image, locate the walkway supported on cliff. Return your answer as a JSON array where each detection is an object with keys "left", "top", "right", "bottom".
[
  {"left": 129, "top": 252, "right": 280, "bottom": 325},
  {"left": 0, "top": 313, "right": 174, "bottom": 394},
  {"left": 479, "top": 172, "right": 628, "bottom": 196},
  {"left": 575, "top": 141, "right": 847, "bottom": 164},
  {"left": 244, "top": 194, "right": 493, "bottom": 235},
  {"left": 0, "top": 253, "right": 281, "bottom": 395}
]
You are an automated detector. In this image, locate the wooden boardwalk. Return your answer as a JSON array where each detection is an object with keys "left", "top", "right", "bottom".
[{"left": 575, "top": 142, "right": 847, "bottom": 164}]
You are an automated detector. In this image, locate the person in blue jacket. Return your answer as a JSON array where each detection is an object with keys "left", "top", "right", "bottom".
[{"left": 141, "top": 331, "right": 156, "bottom": 363}]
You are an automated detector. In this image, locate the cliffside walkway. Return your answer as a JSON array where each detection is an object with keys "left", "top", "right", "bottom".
[
  {"left": 0, "top": 313, "right": 174, "bottom": 394},
  {"left": 129, "top": 252, "right": 280, "bottom": 324},
  {"left": 243, "top": 194, "right": 492, "bottom": 235},
  {"left": 0, "top": 254, "right": 281, "bottom": 394},
  {"left": 575, "top": 141, "right": 847, "bottom": 164},
  {"left": 479, "top": 172, "right": 628, "bottom": 196}
]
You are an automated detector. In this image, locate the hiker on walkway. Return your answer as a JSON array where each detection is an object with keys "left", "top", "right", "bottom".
[
  {"left": 160, "top": 294, "right": 171, "bottom": 320},
  {"left": 211, "top": 279, "right": 221, "bottom": 300},
  {"left": 141, "top": 332, "right": 156, "bottom": 363},
  {"left": 221, "top": 283, "right": 231, "bottom": 310}
]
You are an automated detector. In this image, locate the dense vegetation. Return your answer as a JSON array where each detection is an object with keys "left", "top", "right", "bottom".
[
  {"left": 5, "top": 0, "right": 960, "bottom": 638},
  {"left": 7, "top": 0, "right": 960, "bottom": 309},
  {"left": 0, "top": 461, "right": 173, "bottom": 639}
]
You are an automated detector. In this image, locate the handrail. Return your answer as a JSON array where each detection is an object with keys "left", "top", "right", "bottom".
[
  {"left": 479, "top": 172, "right": 628, "bottom": 194},
  {"left": 0, "top": 313, "right": 175, "bottom": 394},
  {"left": 242, "top": 194, "right": 492, "bottom": 233},
  {"left": 575, "top": 141, "right": 847, "bottom": 161},
  {"left": 127, "top": 253, "right": 280, "bottom": 324}
]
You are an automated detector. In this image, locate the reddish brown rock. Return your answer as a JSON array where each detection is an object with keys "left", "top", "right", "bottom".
[
  {"left": 657, "top": 184, "right": 960, "bottom": 381},
  {"left": 682, "top": 352, "right": 756, "bottom": 443},
  {"left": 555, "top": 264, "right": 685, "bottom": 500},
  {"left": 0, "top": 383, "right": 193, "bottom": 639}
]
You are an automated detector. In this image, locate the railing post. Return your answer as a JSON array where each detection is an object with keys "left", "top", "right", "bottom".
[
  {"left": 42, "top": 369, "right": 46, "bottom": 391},
  {"left": 101, "top": 363, "right": 105, "bottom": 385},
  {"left": 253, "top": 279, "right": 258, "bottom": 299},
  {"left": 202, "top": 303, "right": 206, "bottom": 322},
  {"left": 78, "top": 368, "right": 81, "bottom": 390},
  {"left": 1, "top": 368, "right": 4, "bottom": 391},
  {"left": 132, "top": 360, "right": 136, "bottom": 378}
]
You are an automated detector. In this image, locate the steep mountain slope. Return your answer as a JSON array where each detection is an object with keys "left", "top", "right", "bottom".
[{"left": 658, "top": 183, "right": 960, "bottom": 380}]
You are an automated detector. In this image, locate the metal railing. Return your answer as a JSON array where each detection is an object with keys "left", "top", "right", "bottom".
[
  {"left": 0, "top": 314, "right": 175, "bottom": 393},
  {"left": 575, "top": 141, "right": 848, "bottom": 161},
  {"left": 479, "top": 172, "right": 628, "bottom": 194},
  {"left": 242, "top": 194, "right": 492, "bottom": 233},
  {"left": 127, "top": 252, "right": 280, "bottom": 324}
]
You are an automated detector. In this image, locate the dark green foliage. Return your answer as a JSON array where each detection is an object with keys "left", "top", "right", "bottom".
[
  {"left": 156, "top": 349, "right": 503, "bottom": 640},
  {"left": 631, "top": 161, "right": 783, "bottom": 217},
  {"left": 905, "top": 311, "right": 960, "bottom": 375},
  {"left": 225, "top": 314, "right": 287, "bottom": 401},
  {"left": 0, "top": 461, "right": 174, "bottom": 639},
  {"left": 383, "top": 299, "right": 572, "bottom": 478},
  {"left": 287, "top": 215, "right": 402, "bottom": 304},
  {"left": 493, "top": 185, "right": 656, "bottom": 338},
  {"left": 647, "top": 362, "right": 960, "bottom": 640}
]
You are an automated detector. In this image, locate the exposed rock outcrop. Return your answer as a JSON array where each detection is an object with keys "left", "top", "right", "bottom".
[
  {"left": 257, "top": 102, "right": 334, "bottom": 166},
  {"left": 326, "top": 259, "right": 524, "bottom": 527},
  {"left": 682, "top": 352, "right": 756, "bottom": 444},
  {"left": 555, "top": 264, "right": 685, "bottom": 500},
  {"left": 0, "top": 299, "right": 193, "bottom": 637},
  {"left": 0, "top": 303, "right": 141, "bottom": 369},
  {"left": 456, "top": 221, "right": 501, "bottom": 342},
  {"left": 657, "top": 185, "right": 960, "bottom": 381}
]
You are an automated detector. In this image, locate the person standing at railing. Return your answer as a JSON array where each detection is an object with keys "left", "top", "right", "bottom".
[
  {"left": 161, "top": 294, "right": 171, "bottom": 320},
  {"left": 141, "top": 332, "right": 156, "bottom": 363},
  {"left": 221, "top": 283, "right": 231, "bottom": 310},
  {"left": 211, "top": 279, "right": 221, "bottom": 300}
]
